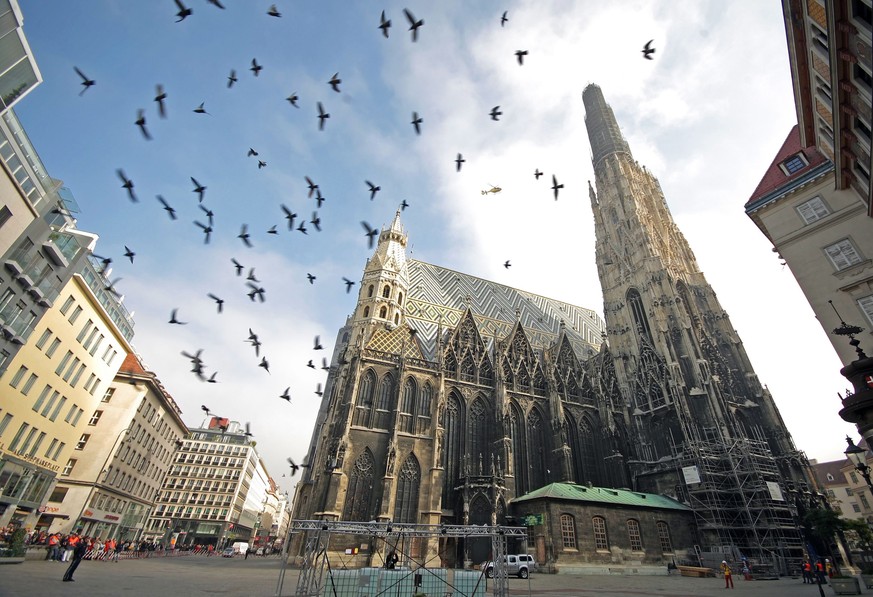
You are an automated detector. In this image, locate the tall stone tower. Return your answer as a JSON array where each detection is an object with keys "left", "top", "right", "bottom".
[{"left": 583, "top": 84, "right": 817, "bottom": 562}]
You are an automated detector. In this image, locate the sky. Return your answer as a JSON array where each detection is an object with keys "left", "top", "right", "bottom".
[{"left": 13, "top": 0, "right": 858, "bottom": 499}]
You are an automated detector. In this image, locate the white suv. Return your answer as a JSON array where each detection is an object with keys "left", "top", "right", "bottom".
[{"left": 483, "top": 554, "right": 536, "bottom": 579}]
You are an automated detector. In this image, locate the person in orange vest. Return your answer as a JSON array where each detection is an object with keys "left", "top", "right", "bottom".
[
  {"left": 802, "top": 559, "right": 813, "bottom": 583},
  {"left": 815, "top": 559, "right": 827, "bottom": 584},
  {"left": 47, "top": 533, "right": 60, "bottom": 561},
  {"left": 721, "top": 560, "right": 734, "bottom": 589}
]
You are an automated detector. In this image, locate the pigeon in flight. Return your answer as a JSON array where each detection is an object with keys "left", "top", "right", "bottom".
[
  {"left": 404, "top": 8, "right": 423, "bottom": 41},
  {"left": 194, "top": 220, "right": 212, "bottom": 244},
  {"left": 315, "top": 189, "right": 325, "bottom": 208},
  {"left": 366, "top": 180, "right": 381, "bottom": 200},
  {"left": 207, "top": 293, "right": 224, "bottom": 313},
  {"left": 135, "top": 109, "right": 152, "bottom": 140},
  {"left": 281, "top": 205, "right": 297, "bottom": 229},
  {"left": 247, "top": 148, "right": 259, "bottom": 157},
  {"left": 259, "top": 356, "right": 270, "bottom": 374},
  {"left": 280, "top": 388, "right": 291, "bottom": 402},
  {"left": 258, "top": 160, "right": 267, "bottom": 169},
  {"left": 379, "top": 10, "right": 391, "bottom": 38},
  {"left": 315, "top": 383, "right": 323, "bottom": 397},
  {"left": 174, "top": 0, "right": 192, "bottom": 22},
  {"left": 116, "top": 169, "right": 137, "bottom": 202},
  {"left": 247, "top": 268, "right": 259, "bottom": 283},
  {"left": 191, "top": 177, "right": 206, "bottom": 202},
  {"left": 124, "top": 246, "right": 135, "bottom": 263},
  {"left": 193, "top": 102, "right": 209, "bottom": 114},
  {"left": 551, "top": 174, "right": 564, "bottom": 200},
  {"left": 411, "top": 112, "right": 422, "bottom": 135},
  {"left": 267, "top": 225, "right": 277, "bottom": 235},
  {"left": 322, "top": 358, "right": 330, "bottom": 371},
  {"left": 206, "top": 0, "right": 225, "bottom": 8},
  {"left": 642, "top": 40, "right": 655, "bottom": 60},
  {"left": 490, "top": 106, "right": 503, "bottom": 121},
  {"left": 198, "top": 205, "right": 214, "bottom": 225},
  {"left": 317, "top": 102, "right": 330, "bottom": 130},
  {"left": 156, "top": 195, "right": 177, "bottom": 220},
  {"left": 155, "top": 84, "right": 167, "bottom": 118},
  {"left": 286, "top": 92, "right": 299, "bottom": 107},
  {"left": 297, "top": 222, "right": 308, "bottom": 234},
  {"left": 169, "top": 308, "right": 187, "bottom": 325},
  {"left": 504, "top": 260, "right": 511, "bottom": 269},
  {"left": 231, "top": 258, "right": 244, "bottom": 276},
  {"left": 343, "top": 277, "right": 355, "bottom": 293},
  {"left": 515, "top": 50, "right": 528, "bottom": 65},
  {"left": 227, "top": 70, "right": 237, "bottom": 88},
  {"left": 267, "top": 4, "right": 281, "bottom": 17},
  {"left": 250, "top": 58, "right": 262, "bottom": 77},
  {"left": 247, "top": 282, "right": 266, "bottom": 302},
  {"left": 501, "top": 11, "right": 508, "bottom": 26},
  {"left": 534, "top": 169, "right": 543, "bottom": 180},
  {"left": 361, "top": 221, "right": 378, "bottom": 248},
  {"left": 313, "top": 335, "right": 323, "bottom": 350},
  {"left": 307, "top": 273, "right": 316, "bottom": 284},
  {"left": 328, "top": 72, "right": 341, "bottom": 92},
  {"left": 306, "top": 360, "right": 315, "bottom": 369},
  {"left": 201, "top": 404, "right": 211, "bottom": 416},
  {"left": 74, "top": 67, "right": 95, "bottom": 95},
  {"left": 305, "top": 176, "right": 319, "bottom": 198},
  {"left": 310, "top": 212, "right": 321, "bottom": 232},
  {"left": 455, "top": 153, "right": 465, "bottom": 172}
]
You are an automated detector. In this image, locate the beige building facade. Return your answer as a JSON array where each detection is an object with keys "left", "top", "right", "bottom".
[{"left": 46, "top": 353, "right": 187, "bottom": 540}]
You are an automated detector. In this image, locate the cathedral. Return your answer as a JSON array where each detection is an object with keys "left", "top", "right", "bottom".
[{"left": 291, "top": 85, "right": 818, "bottom": 569}]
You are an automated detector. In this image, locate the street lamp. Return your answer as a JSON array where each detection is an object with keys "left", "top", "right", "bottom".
[{"left": 844, "top": 436, "right": 873, "bottom": 491}]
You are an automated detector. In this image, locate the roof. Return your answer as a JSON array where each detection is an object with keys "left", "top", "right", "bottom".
[
  {"left": 812, "top": 459, "right": 850, "bottom": 487},
  {"left": 511, "top": 482, "right": 691, "bottom": 512},
  {"left": 745, "top": 125, "right": 830, "bottom": 208}
]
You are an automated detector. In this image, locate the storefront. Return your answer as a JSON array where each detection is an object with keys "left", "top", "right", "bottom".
[{"left": 0, "top": 454, "right": 58, "bottom": 531}]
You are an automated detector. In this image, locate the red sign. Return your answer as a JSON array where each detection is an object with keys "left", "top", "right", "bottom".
[{"left": 866, "top": 375, "right": 873, "bottom": 389}]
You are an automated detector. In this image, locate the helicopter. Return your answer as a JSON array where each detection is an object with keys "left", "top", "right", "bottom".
[{"left": 481, "top": 184, "right": 502, "bottom": 195}]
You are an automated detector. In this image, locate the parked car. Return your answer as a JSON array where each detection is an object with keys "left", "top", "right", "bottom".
[
  {"left": 483, "top": 554, "right": 536, "bottom": 579},
  {"left": 221, "top": 547, "right": 235, "bottom": 558}
]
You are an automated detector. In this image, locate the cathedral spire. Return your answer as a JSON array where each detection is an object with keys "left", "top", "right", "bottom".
[{"left": 582, "top": 84, "right": 632, "bottom": 169}]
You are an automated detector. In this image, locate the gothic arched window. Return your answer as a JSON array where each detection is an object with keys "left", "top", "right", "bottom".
[
  {"left": 342, "top": 449, "right": 375, "bottom": 521},
  {"left": 627, "top": 288, "right": 652, "bottom": 340},
  {"left": 393, "top": 454, "right": 420, "bottom": 523},
  {"left": 400, "top": 377, "right": 416, "bottom": 433},
  {"left": 379, "top": 306, "right": 387, "bottom": 319},
  {"left": 468, "top": 397, "right": 489, "bottom": 475},
  {"left": 352, "top": 370, "right": 376, "bottom": 427},
  {"left": 509, "top": 403, "right": 527, "bottom": 495},
  {"left": 368, "top": 285, "right": 374, "bottom": 297},
  {"left": 383, "top": 285, "right": 391, "bottom": 298},
  {"left": 417, "top": 383, "right": 432, "bottom": 434},
  {"left": 374, "top": 374, "right": 394, "bottom": 429},
  {"left": 363, "top": 306, "right": 370, "bottom": 318},
  {"left": 442, "top": 392, "right": 464, "bottom": 506},
  {"left": 527, "top": 408, "right": 548, "bottom": 491}
]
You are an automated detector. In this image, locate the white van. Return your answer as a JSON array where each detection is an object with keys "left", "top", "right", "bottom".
[{"left": 231, "top": 542, "right": 249, "bottom": 555}]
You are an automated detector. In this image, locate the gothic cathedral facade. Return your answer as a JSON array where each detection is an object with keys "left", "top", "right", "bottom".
[{"left": 291, "top": 85, "right": 818, "bottom": 566}]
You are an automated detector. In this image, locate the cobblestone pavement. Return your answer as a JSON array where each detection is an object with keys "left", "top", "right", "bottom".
[{"left": 0, "top": 556, "right": 852, "bottom": 597}]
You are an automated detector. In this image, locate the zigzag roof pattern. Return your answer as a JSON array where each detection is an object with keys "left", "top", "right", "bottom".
[{"left": 403, "top": 259, "right": 604, "bottom": 361}]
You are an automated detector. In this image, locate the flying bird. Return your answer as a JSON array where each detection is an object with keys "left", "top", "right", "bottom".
[
  {"left": 306, "top": 360, "right": 315, "bottom": 369},
  {"left": 315, "top": 189, "right": 325, "bottom": 208},
  {"left": 310, "top": 212, "right": 321, "bottom": 232},
  {"left": 169, "top": 308, "right": 187, "bottom": 325},
  {"left": 411, "top": 112, "right": 422, "bottom": 135},
  {"left": 534, "top": 169, "right": 543, "bottom": 180},
  {"left": 227, "top": 70, "right": 237, "bottom": 88},
  {"left": 250, "top": 58, "right": 263, "bottom": 77},
  {"left": 315, "top": 383, "right": 323, "bottom": 397},
  {"left": 207, "top": 293, "right": 224, "bottom": 313},
  {"left": 305, "top": 176, "right": 319, "bottom": 198},
  {"left": 400, "top": 199, "right": 409, "bottom": 211},
  {"left": 515, "top": 50, "right": 528, "bottom": 65},
  {"left": 194, "top": 220, "right": 212, "bottom": 244},
  {"left": 267, "top": 225, "right": 277, "bottom": 235},
  {"left": 135, "top": 109, "right": 152, "bottom": 140},
  {"left": 501, "top": 11, "right": 509, "bottom": 26},
  {"left": 403, "top": 8, "right": 423, "bottom": 41},
  {"left": 313, "top": 335, "right": 323, "bottom": 350},
  {"left": 342, "top": 277, "right": 355, "bottom": 293},
  {"left": 297, "top": 222, "right": 308, "bottom": 234},
  {"left": 281, "top": 205, "right": 297, "bottom": 229},
  {"left": 248, "top": 329, "right": 261, "bottom": 356},
  {"left": 104, "top": 277, "right": 123, "bottom": 297},
  {"left": 322, "top": 358, "right": 330, "bottom": 371},
  {"left": 267, "top": 4, "right": 281, "bottom": 17},
  {"left": 198, "top": 204, "right": 214, "bottom": 225},
  {"left": 247, "top": 282, "right": 265, "bottom": 302},
  {"left": 490, "top": 106, "right": 503, "bottom": 121},
  {"left": 504, "top": 260, "right": 511, "bottom": 269},
  {"left": 123, "top": 246, "right": 135, "bottom": 263},
  {"left": 642, "top": 39, "right": 655, "bottom": 60},
  {"left": 258, "top": 160, "right": 267, "bottom": 169},
  {"left": 286, "top": 92, "right": 299, "bottom": 107},
  {"left": 154, "top": 84, "right": 167, "bottom": 117},
  {"left": 191, "top": 177, "right": 206, "bottom": 202},
  {"left": 247, "top": 148, "right": 259, "bottom": 157},
  {"left": 379, "top": 10, "right": 391, "bottom": 37},
  {"left": 306, "top": 273, "right": 316, "bottom": 284},
  {"left": 231, "top": 258, "right": 244, "bottom": 276},
  {"left": 74, "top": 67, "right": 95, "bottom": 95},
  {"left": 259, "top": 356, "right": 270, "bottom": 374},
  {"left": 206, "top": 0, "right": 225, "bottom": 8},
  {"left": 156, "top": 195, "right": 177, "bottom": 220},
  {"left": 287, "top": 457, "right": 309, "bottom": 476},
  {"left": 206, "top": 372, "right": 218, "bottom": 384},
  {"left": 551, "top": 174, "right": 564, "bottom": 200},
  {"left": 174, "top": 0, "right": 192, "bottom": 21},
  {"left": 317, "top": 102, "right": 330, "bottom": 130},
  {"left": 193, "top": 102, "right": 209, "bottom": 114},
  {"left": 244, "top": 422, "right": 253, "bottom": 438},
  {"left": 246, "top": 268, "right": 259, "bottom": 282},
  {"left": 366, "top": 180, "right": 381, "bottom": 200},
  {"left": 455, "top": 153, "right": 465, "bottom": 172},
  {"left": 328, "top": 72, "right": 341, "bottom": 92},
  {"left": 280, "top": 388, "right": 291, "bottom": 402},
  {"left": 116, "top": 169, "right": 137, "bottom": 202},
  {"left": 361, "top": 221, "right": 378, "bottom": 248},
  {"left": 201, "top": 404, "right": 211, "bottom": 416}
]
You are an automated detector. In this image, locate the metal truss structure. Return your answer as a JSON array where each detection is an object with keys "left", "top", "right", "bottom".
[{"left": 276, "top": 520, "right": 527, "bottom": 597}]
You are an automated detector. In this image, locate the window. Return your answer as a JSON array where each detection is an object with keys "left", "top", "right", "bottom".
[
  {"left": 851, "top": 471, "right": 859, "bottom": 484},
  {"left": 76, "top": 319, "right": 93, "bottom": 343},
  {"left": 45, "top": 337, "right": 61, "bottom": 358},
  {"left": 35, "top": 329, "right": 52, "bottom": 350},
  {"left": 52, "top": 442, "right": 65, "bottom": 460},
  {"left": 367, "top": 285, "right": 374, "bottom": 297},
  {"left": 62, "top": 458, "right": 77, "bottom": 476},
  {"left": 75, "top": 434, "right": 90, "bottom": 450},
  {"left": 780, "top": 152, "right": 808, "bottom": 174},
  {"left": 63, "top": 357, "right": 80, "bottom": 382},
  {"left": 853, "top": 503, "right": 862, "bottom": 513},
  {"left": 363, "top": 306, "right": 370, "bottom": 317},
  {"left": 592, "top": 516, "right": 609, "bottom": 550},
  {"left": 560, "top": 514, "right": 577, "bottom": 549},
  {"left": 8, "top": 422, "right": 29, "bottom": 451},
  {"left": 89, "top": 334, "right": 104, "bottom": 356},
  {"left": 67, "top": 305, "right": 83, "bottom": 324},
  {"left": 9, "top": 365, "right": 27, "bottom": 388},
  {"left": 102, "top": 388, "right": 115, "bottom": 403},
  {"left": 72, "top": 408, "right": 84, "bottom": 425},
  {"left": 796, "top": 197, "right": 830, "bottom": 224},
  {"left": 824, "top": 239, "right": 864, "bottom": 271},
  {"left": 102, "top": 346, "right": 117, "bottom": 366},
  {"left": 59, "top": 296, "right": 75, "bottom": 315},
  {"left": 44, "top": 438, "right": 57, "bottom": 458},
  {"left": 627, "top": 519, "right": 643, "bottom": 551},
  {"left": 859, "top": 295, "right": 873, "bottom": 327},
  {"left": 0, "top": 205, "right": 11, "bottom": 228},
  {"left": 21, "top": 373, "right": 37, "bottom": 396},
  {"left": 0, "top": 413, "right": 12, "bottom": 436},
  {"left": 88, "top": 410, "right": 103, "bottom": 426},
  {"left": 856, "top": 116, "right": 872, "bottom": 145},
  {"left": 853, "top": 0, "right": 872, "bottom": 28},
  {"left": 861, "top": 493, "right": 871, "bottom": 510},
  {"left": 656, "top": 522, "right": 673, "bottom": 553},
  {"left": 379, "top": 306, "right": 387, "bottom": 318},
  {"left": 827, "top": 473, "right": 835, "bottom": 481},
  {"left": 55, "top": 350, "right": 73, "bottom": 375}
]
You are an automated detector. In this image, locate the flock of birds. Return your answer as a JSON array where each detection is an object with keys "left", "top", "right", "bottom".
[{"left": 61, "top": 2, "right": 656, "bottom": 479}]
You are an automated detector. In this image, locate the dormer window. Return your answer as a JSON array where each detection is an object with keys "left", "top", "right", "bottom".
[
  {"left": 779, "top": 152, "right": 808, "bottom": 175},
  {"left": 826, "top": 473, "right": 834, "bottom": 481}
]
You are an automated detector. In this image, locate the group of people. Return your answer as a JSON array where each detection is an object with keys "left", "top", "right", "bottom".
[
  {"left": 44, "top": 533, "right": 123, "bottom": 563},
  {"left": 719, "top": 558, "right": 752, "bottom": 589},
  {"left": 802, "top": 558, "right": 834, "bottom": 584}
]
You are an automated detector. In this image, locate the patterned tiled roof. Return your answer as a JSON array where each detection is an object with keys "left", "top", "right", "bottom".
[
  {"left": 512, "top": 482, "right": 691, "bottom": 511},
  {"left": 404, "top": 260, "right": 605, "bottom": 361}
]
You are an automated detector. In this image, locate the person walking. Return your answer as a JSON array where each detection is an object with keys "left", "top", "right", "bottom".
[
  {"left": 62, "top": 534, "right": 87, "bottom": 582},
  {"left": 815, "top": 559, "right": 827, "bottom": 584},
  {"left": 802, "top": 559, "right": 813, "bottom": 583},
  {"left": 721, "top": 560, "right": 734, "bottom": 589}
]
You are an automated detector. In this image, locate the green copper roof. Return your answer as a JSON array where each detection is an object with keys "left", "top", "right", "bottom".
[{"left": 512, "top": 483, "right": 691, "bottom": 511}]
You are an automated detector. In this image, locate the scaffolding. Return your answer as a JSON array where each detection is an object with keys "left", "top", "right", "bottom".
[
  {"left": 676, "top": 436, "right": 804, "bottom": 573},
  {"left": 277, "top": 520, "right": 528, "bottom": 597}
]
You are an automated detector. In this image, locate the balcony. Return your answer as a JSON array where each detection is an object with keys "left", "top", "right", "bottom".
[{"left": 41, "top": 240, "right": 68, "bottom": 267}]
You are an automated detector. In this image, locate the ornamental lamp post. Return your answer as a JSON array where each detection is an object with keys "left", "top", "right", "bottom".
[
  {"left": 844, "top": 436, "right": 873, "bottom": 491},
  {"left": 831, "top": 303, "right": 873, "bottom": 450}
]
